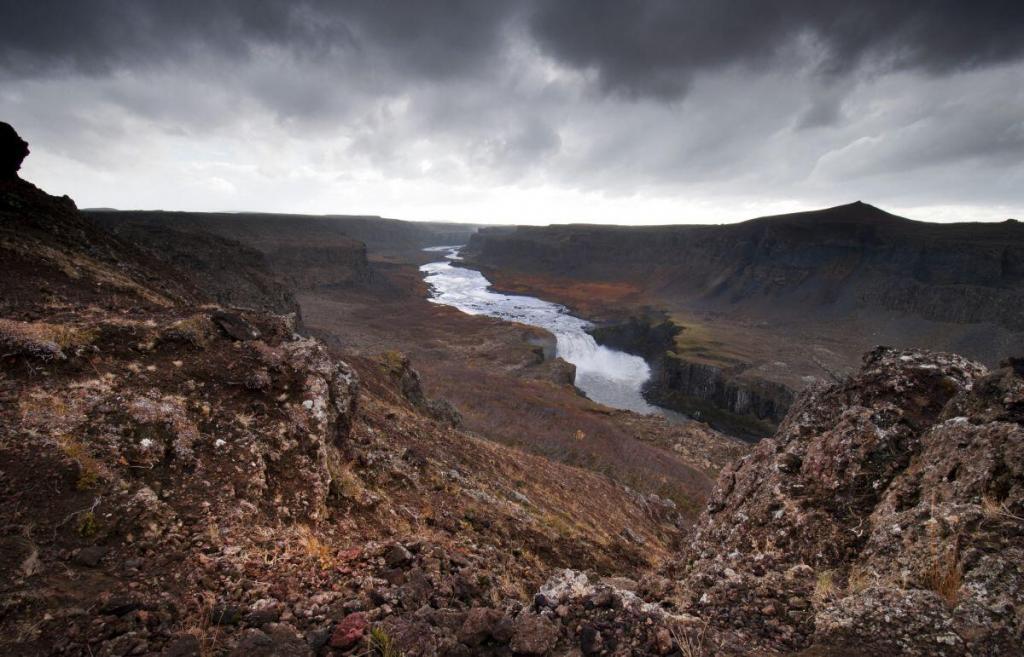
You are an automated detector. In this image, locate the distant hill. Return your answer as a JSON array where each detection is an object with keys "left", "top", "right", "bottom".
[
  {"left": 89, "top": 210, "right": 478, "bottom": 259},
  {"left": 465, "top": 201, "right": 1024, "bottom": 338}
]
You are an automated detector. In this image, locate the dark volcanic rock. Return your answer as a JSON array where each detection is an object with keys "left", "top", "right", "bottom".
[
  {"left": 645, "top": 354, "right": 794, "bottom": 440},
  {"left": 579, "top": 624, "right": 603, "bottom": 654},
  {"left": 672, "top": 346, "right": 1024, "bottom": 656},
  {"left": 212, "top": 310, "right": 261, "bottom": 341},
  {"left": 0, "top": 122, "right": 29, "bottom": 179},
  {"left": 99, "top": 595, "right": 143, "bottom": 617},
  {"left": 385, "top": 542, "right": 413, "bottom": 568},
  {"left": 329, "top": 612, "right": 368, "bottom": 649},
  {"left": 588, "top": 314, "right": 681, "bottom": 361},
  {"left": 510, "top": 611, "right": 558, "bottom": 655},
  {"left": 229, "top": 625, "right": 311, "bottom": 657},
  {"left": 162, "top": 635, "right": 201, "bottom": 657},
  {"left": 101, "top": 222, "right": 302, "bottom": 317},
  {"left": 457, "top": 607, "right": 505, "bottom": 647},
  {"left": 73, "top": 545, "right": 107, "bottom": 567},
  {"left": 381, "top": 351, "right": 463, "bottom": 426}
]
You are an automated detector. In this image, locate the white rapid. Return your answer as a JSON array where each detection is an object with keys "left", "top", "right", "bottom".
[{"left": 420, "top": 246, "right": 679, "bottom": 419}]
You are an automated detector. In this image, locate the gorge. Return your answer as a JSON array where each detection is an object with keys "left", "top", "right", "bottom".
[
  {"left": 462, "top": 204, "right": 1024, "bottom": 438},
  {"left": 420, "top": 246, "right": 689, "bottom": 421}
]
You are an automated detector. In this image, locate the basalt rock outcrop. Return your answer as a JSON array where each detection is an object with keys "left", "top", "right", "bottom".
[
  {"left": 463, "top": 347, "right": 1022, "bottom": 656},
  {"left": 590, "top": 316, "right": 793, "bottom": 439},
  {"left": 379, "top": 350, "right": 463, "bottom": 427},
  {"left": 645, "top": 356, "right": 794, "bottom": 440},
  {"left": 1, "top": 121, "right": 30, "bottom": 179},
  {"left": 667, "top": 347, "right": 1024, "bottom": 656}
]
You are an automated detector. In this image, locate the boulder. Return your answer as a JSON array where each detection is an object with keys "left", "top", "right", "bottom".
[
  {"left": 0, "top": 122, "right": 29, "bottom": 180},
  {"left": 329, "top": 612, "right": 368, "bottom": 650},
  {"left": 457, "top": 607, "right": 504, "bottom": 647},
  {"left": 228, "top": 625, "right": 311, "bottom": 657},
  {"left": 385, "top": 543, "right": 413, "bottom": 568},
  {"left": 676, "top": 347, "right": 1024, "bottom": 655},
  {"left": 510, "top": 611, "right": 558, "bottom": 655},
  {"left": 162, "top": 634, "right": 201, "bottom": 657}
]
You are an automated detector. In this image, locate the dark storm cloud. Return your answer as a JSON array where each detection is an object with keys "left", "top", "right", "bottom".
[
  {"left": 529, "top": 0, "right": 1024, "bottom": 98},
  {"left": 5, "top": 1, "right": 1023, "bottom": 99},
  {"left": 1, "top": 0, "right": 1022, "bottom": 221},
  {"left": 0, "top": 0, "right": 518, "bottom": 81}
]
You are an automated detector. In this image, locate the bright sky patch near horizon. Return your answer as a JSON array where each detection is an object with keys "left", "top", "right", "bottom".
[{"left": 2, "top": 1, "right": 1023, "bottom": 225}]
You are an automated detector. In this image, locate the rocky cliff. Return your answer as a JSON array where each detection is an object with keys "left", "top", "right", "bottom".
[
  {"left": 101, "top": 222, "right": 301, "bottom": 316},
  {"left": 499, "top": 347, "right": 1024, "bottom": 656},
  {"left": 644, "top": 356, "right": 794, "bottom": 440},
  {"left": 589, "top": 316, "right": 793, "bottom": 439},
  {"left": 94, "top": 211, "right": 375, "bottom": 292},
  {"left": 665, "top": 347, "right": 1024, "bottom": 655}
]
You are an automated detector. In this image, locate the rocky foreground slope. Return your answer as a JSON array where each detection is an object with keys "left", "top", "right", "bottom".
[
  {"left": 0, "top": 125, "right": 694, "bottom": 656},
  {"left": 2, "top": 123, "right": 1022, "bottom": 656}
]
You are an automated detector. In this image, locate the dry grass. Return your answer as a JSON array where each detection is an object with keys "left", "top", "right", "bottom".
[
  {"left": 0, "top": 318, "right": 96, "bottom": 359},
  {"left": 58, "top": 434, "right": 106, "bottom": 491},
  {"left": 329, "top": 459, "right": 368, "bottom": 502},
  {"left": 539, "top": 511, "right": 577, "bottom": 537},
  {"left": 182, "top": 591, "right": 221, "bottom": 657},
  {"left": 379, "top": 350, "right": 407, "bottom": 373},
  {"left": 481, "top": 269, "right": 641, "bottom": 316},
  {"left": 981, "top": 494, "right": 1024, "bottom": 523},
  {"left": 164, "top": 314, "right": 216, "bottom": 346},
  {"left": 813, "top": 569, "right": 836, "bottom": 605},
  {"left": 669, "top": 318, "right": 749, "bottom": 368},
  {"left": 368, "top": 626, "right": 404, "bottom": 657},
  {"left": 671, "top": 618, "right": 711, "bottom": 657},
  {"left": 846, "top": 565, "right": 874, "bottom": 595},
  {"left": 296, "top": 525, "right": 336, "bottom": 570},
  {"left": 922, "top": 550, "right": 962, "bottom": 606},
  {"left": 7, "top": 240, "right": 176, "bottom": 306}
]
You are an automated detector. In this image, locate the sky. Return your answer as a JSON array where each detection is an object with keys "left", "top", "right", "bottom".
[{"left": 1, "top": 1, "right": 1023, "bottom": 225}]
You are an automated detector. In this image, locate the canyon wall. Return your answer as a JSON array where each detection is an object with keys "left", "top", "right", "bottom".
[
  {"left": 590, "top": 316, "right": 793, "bottom": 438},
  {"left": 92, "top": 210, "right": 478, "bottom": 294},
  {"left": 465, "top": 203, "right": 1024, "bottom": 333}
]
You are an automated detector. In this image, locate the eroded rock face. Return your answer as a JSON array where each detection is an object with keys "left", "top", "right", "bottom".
[
  {"left": 0, "top": 122, "right": 29, "bottom": 179},
  {"left": 380, "top": 351, "right": 462, "bottom": 426},
  {"left": 9, "top": 309, "right": 358, "bottom": 529},
  {"left": 673, "top": 347, "right": 1024, "bottom": 655},
  {"left": 645, "top": 355, "right": 794, "bottom": 439}
]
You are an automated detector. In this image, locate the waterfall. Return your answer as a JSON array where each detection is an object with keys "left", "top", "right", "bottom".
[{"left": 420, "top": 246, "right": 674, "bottom": 418}]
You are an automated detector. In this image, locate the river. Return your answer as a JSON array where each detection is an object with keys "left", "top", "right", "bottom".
[{"left": 420, "top": 246, "right": 684, "bottom": 421}]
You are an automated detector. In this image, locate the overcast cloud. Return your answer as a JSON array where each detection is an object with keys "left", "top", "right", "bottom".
[{"left": 1, "top": 0, "right": 1022, "bottom": 223}]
